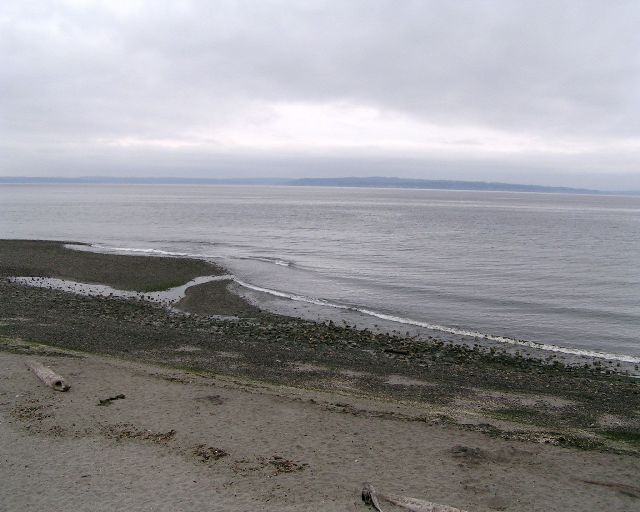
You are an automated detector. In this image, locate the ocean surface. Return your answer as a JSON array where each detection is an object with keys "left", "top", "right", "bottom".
[{"left": 1, "top": 184, "right": 639, "bottom": 360}]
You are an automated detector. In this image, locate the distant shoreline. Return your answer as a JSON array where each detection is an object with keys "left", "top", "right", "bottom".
[{"left": 2, "top": 176, "right": 638, "bottom": 196}]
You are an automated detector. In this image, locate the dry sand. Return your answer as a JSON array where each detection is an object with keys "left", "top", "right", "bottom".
[{"left": 2, "top": 350, "right": 639, "bottom": 512}]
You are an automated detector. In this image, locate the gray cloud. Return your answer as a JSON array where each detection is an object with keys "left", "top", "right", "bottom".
[{"left": 1, "top": 0, "right": 639, "bottom": 188}]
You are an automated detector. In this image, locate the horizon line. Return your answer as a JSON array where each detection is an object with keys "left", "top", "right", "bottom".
[{"left": 1, "top": 175, "right": 639, "bottom": 196}]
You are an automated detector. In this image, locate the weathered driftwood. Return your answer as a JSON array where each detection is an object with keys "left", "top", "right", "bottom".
[
  {"left": 362, "top": 483, "right": 468, "bottom": 512},
  {"left": 362, "top": 483, "right": 385, "bottom": 511},
  {"left": 26, "top": 362, "right": 70, "bottom": 391}
]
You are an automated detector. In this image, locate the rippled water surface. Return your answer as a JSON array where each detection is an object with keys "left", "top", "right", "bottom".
[{"left": 1, "top": 184, "right": 639, "bottom": 357}]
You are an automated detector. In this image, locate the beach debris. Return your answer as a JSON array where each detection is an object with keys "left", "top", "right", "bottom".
[
  {"left": 362, "top": 482, "right": 468, "bottom": 512},
  {"left": 104, "top": 423, "right": 176, "bottom": 443},
  {"left": 266, "top": 455, "right": 307, "bottom": 474},
  {"left": 231, "top": 455, "right": 308, "bottom": 476},
  {"left": 10, "top": 399, "right": 51, "bottom": 422},
  {"left": 97, "top": 393, "right": 126, "bottom": 406},
  {"left": 362, "top": 483, "right": 385, "bottom": 511},
  {"left": 193, "top": 444, "right": 229, "bottom": 462},
  {"left": 26, "top": 361, "right": 70, "bottom": 391}
]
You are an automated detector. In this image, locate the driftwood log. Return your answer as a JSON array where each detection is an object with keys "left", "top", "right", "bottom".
[
  {"left": 26, "top": 362, "right": 70, "bottom": 391},
  {"left": 362, "top": 483, "right": 468, "bottom": 512}
]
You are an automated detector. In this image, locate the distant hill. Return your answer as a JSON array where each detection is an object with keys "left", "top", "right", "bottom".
[
  {"left": 286, "top": 177, "right": 602, "bottom": 194},
  {"left": 2, "top": 175, "right": 638, "bottom": 195}
]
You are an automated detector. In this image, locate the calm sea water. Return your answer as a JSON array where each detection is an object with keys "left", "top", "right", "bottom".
[{"left": 1, "top": 184, "right": 639, "bottom": 359}]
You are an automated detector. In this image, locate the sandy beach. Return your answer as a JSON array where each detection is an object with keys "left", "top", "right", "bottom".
[{"left": 1, "top": 240, "right": 639, "bottom": 511}]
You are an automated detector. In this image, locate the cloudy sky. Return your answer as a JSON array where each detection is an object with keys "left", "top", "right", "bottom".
[{"left": 1, "top": 0, "right": 640, "bottom": 189}]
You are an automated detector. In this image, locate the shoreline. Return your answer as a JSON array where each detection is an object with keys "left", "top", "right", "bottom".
[
  {"left": 62, "top": 240, "right": 640, "bottom": 367},
  {"left": 1, "top": 239, "right": 639, "bottom": 510},
  {"left": 1, "top": 239, "right": 638, "bottom": 450},
  {"left": 12, "top": 267, "right": 640, "bottom": 368}
]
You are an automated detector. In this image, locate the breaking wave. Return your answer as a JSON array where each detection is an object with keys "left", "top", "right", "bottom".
[{"left": 234, "top": 279, "right": 640, "bottom": 364}]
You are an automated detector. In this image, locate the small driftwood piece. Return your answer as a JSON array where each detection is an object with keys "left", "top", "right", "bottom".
[
  {"left": 26, "top": 362, "right": 70, "bottom": 391},
  {"left": 362, "top": 483, "right": 468, "bottom": 512},
  {"left": 98, "top": 394, "right": 126, "bottom": 406}
]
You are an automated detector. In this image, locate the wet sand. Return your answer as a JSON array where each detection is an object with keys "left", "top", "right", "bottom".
[
  {"left": 1, "top": 240, "right": 639, "bottom": 511},
  {"left": 0, "top": 239, "right": 223, "bottom": 291}
]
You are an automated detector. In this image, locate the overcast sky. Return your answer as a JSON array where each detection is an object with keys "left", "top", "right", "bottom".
[{"left": 1, "top": 0, "right": 640, "bottom": 189}]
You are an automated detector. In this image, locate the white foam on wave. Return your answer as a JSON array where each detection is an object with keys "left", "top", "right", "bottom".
[
  {"left": 65, "top": 244, "right": 217, "bottom": 261},
  {"left": 109, "top": 247, "right": 191, "bottom": 256},
  {"left": 73, "top": 244, "right": 192, "bottom": 257},
  {"left": 234, "top": 280, "right": 640, "bottom": 364},
  {"left": 234, "top": 279, "right": 347, "bottom": 308},
  {"left": 67, "top": 244, "right": 295, "bottom": 268},
  {"left": 69, "top": 244, "right": 295, "bottom": 268},
  {"left": 355, "top": 309, "right": 640, "bottom": 363}
]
